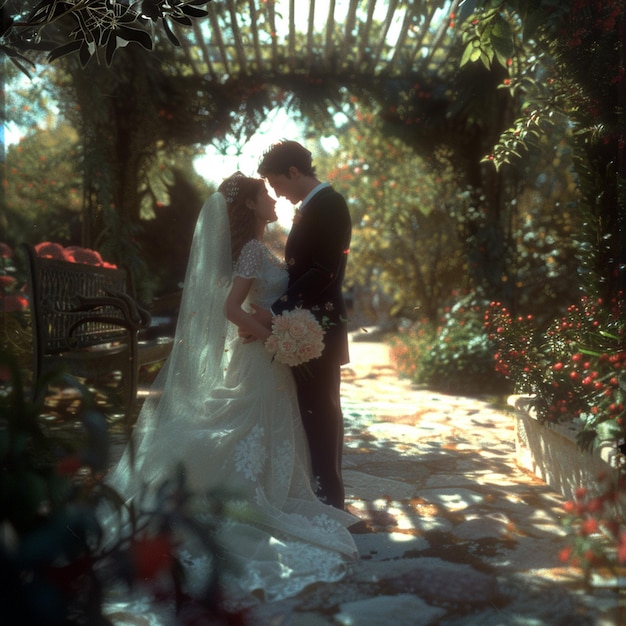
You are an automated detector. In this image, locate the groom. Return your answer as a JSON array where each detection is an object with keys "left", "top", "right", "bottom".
[{"left": 257, "top": 140, "right": 352, "bottom": 511}]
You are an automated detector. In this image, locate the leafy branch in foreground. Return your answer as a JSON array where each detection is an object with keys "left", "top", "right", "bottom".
[
  {"left": 0, "top": 350, "right": 245, "bottom": 624},
  {"left": 0, "top": 0, "right": 211, "bottom": 73}
]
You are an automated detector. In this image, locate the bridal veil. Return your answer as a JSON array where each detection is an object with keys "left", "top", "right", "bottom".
[{"left": 108, "top": 192, "right": 235, "bottom": 499}]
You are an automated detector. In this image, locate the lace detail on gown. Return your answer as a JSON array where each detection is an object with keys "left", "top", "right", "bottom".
[
  {"left": 233, "top": 424, "right": 268, "bottom": 480},
  {"left": 234, "top": 238, "right": 288, "bottom": 308},
  {"left": 234, "top": 238, "right": 265, "bottom": 278},
  {"left": 102, "top": 237, "right": 358, "bottom": 619}
]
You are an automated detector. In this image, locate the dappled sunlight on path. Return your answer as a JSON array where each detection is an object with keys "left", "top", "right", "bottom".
[
  {"left": 103, "top": 333, "right": 621, "bottom": 624},
  {"left": 303, "top": 333, "right": 623, "bottom": 626}
]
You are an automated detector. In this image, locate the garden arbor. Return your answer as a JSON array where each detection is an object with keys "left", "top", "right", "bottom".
[
  {"left": 89, "top": 0, "right": 516, "bottom": 307},
  {"left": 110, "top": 0, "right": 469, "bottom": 176},
  {"left": 185, "top": 0, "right": 456, "bottom": 79},
  {"left": 9, "top": 0, "right": 481, "bottom": 272},
  {"left": 4, "top": 1, "right": 622, "bottom": 307},
  {"left": 160, "top": 0, "right": 625, "bottom": 312}
]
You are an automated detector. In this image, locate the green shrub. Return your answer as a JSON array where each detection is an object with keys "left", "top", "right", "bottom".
[{"left": 390, "top": 293, "right": 511, "bottom": 396}]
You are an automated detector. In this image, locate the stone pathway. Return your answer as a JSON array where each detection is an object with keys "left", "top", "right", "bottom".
[
  {"left": 97, "top": 333, "right": 622, "bottom": 625},
  {"left": 243, "top": 335, "right": 622, "bottom": 625}
]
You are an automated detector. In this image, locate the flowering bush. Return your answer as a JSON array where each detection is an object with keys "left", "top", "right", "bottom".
[
  {"left": 390, "top": 293, "right": 510, "bottom": 395},
  {"left": 265, "top": 308, "right": 325, "bottom": 367},
  {"left": 486, "top": 296, "right": 626, "bottom": 581},
  {"left": 2, "top": 242, "right": 120, "bottom": 366},
  {"left": 485, "top": 296, "right": 626, "bottom": 452},
  {"left": 0, "top": 244, "right": 28, "bottom": 314},
  {"left": 34, "top": 241, "right": 118, "bottom": 268},
  {"left": 1, "top": 245, "right": 31, "bottom": 370},
  {"left": 559, "top": 475, "right": 626, "bottom": 581},
  {"left": 1, "top": 242, "right": 117, "bottom": 316}
]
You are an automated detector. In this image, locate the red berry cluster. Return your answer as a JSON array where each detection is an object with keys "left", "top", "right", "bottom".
[
  {"left": 559, "top": 475, "right": 626, "bottom": 576},
  {"left": 485, "top": 296, "right": 626, "bottom": 445}
]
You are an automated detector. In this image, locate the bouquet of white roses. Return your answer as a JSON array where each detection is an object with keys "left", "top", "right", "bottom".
[{"left": 264, "top": 308, "right": 325, "bottom": 366}]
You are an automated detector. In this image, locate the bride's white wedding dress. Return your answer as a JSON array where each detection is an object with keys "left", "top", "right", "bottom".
[{"left": 102, "top": 194, "right": 358, "bottom": 620}]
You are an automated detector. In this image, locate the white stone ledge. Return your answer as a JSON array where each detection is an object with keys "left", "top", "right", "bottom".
[{"left": 508, "top": 395, "right": 624, "bottom": 502}]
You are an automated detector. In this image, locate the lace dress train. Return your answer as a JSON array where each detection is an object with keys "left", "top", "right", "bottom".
[{"left": 103, "top": 237, "right": 358, "bottom": 615}]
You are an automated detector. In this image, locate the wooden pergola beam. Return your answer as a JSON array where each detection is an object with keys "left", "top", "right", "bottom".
[{"left": 179, "top": 1, "right": 454, "bottom": 85}]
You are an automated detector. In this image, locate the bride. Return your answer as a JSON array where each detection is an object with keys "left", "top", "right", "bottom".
[{"left": 103, "top": 172, "right": 359, "bottom": 616}]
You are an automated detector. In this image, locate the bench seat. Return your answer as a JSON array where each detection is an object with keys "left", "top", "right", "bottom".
[{"left": 21, "top": 244, "right": 173, "bottom": 421}]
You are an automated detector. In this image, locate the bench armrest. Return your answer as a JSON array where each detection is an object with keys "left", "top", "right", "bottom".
[
  {"left": 67, "top": 315, "right": 137, "bottom": 338},
  {"left": 72, "top": 292, "right": 152, "bottom": 331}
]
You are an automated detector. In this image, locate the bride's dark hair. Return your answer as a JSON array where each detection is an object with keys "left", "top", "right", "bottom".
[{"left": 218, "top": 172, "right": 266, "bottom": 263}]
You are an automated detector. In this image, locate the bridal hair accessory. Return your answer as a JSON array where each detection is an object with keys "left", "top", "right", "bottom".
[
  {"left": 265, "top": 308, "right": 325, "bottom": 366},
  {"left": 223, "top": 172, "right": 246, "bottom": 204}
]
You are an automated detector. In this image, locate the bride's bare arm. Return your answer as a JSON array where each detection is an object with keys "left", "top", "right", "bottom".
[{"left": 224, "top": 276, "right": 271, "bottom": 341}]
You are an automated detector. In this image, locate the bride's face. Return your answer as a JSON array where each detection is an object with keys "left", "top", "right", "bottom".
[{"left": 254, "top": 188, "right": 278, "bottom": 224}]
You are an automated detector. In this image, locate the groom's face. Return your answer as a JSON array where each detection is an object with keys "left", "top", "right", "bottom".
[{"left": 265, "top": 169, "right": 303, "bottom": 204}]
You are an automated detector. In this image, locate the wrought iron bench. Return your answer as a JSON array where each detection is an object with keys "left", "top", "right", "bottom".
[{"left": 21, "top": 243, "right": 174, "bottom": 420}]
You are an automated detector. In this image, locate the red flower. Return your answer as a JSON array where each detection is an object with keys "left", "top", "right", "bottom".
[
  {"left": 35, "top": 241, "right": 68, "bottom": 260},
  {"left": 559, "top": 545, "right": 573, "bottom": 562},
  {"left": 131, "top": 534, "right": 173, "bottom": 580},
  {"left": 618, "top": 533, "right": 626, "bottom": 564},
  {"left": 586, "top": 497, "right": 603, "bottom": 513},
  {"left": 65, "top": 246, "right": 104, "bottom": 266},
  {"left": 1, "top": 294, "right": 28, "bottom": 312},
  {"left": 581, "top": 518, "right": 599, "bottom": 536},
  {"left": 583, "top": 549, "right": 598, "bottom": 565},
  {"left": 56, "top": 454, "right": 83, "bottom": 476},
  {"left": 563, "top": 500, "right": 576, "bottom": 513}
]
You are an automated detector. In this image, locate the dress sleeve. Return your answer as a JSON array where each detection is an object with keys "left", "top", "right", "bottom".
[{"left": 233, "top": 239, "right": 264, "bottom": 279}]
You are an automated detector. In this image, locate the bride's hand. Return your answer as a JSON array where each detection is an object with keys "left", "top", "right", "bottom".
[
  {"left": 235, "top": 306, "right": 272, "bottom": 343},
  {"left": 249, "top": 304, "right": 273, "bottom": 327},
  {"left": 238, "top": 327, "right": 257, "bottom": 343}
]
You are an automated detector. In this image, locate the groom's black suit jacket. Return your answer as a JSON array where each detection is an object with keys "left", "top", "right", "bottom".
[{"left": 271, "top": 185, "right": 352, "bottom": 365}]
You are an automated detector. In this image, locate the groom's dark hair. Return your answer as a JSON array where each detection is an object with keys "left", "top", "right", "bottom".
[{"left": 258, "top": 140, "right": 316, "bottom": 178}]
